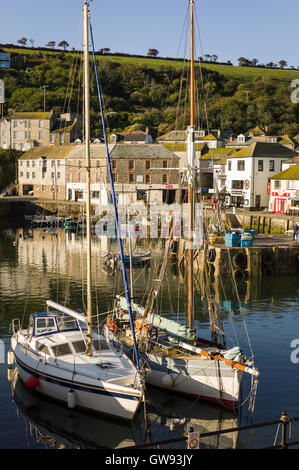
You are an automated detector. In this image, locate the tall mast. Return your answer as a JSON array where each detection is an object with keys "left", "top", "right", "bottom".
[
  {"left": 83, "top": 0, "right": 93, "bottom": 356},
  {"left": 187, "top": 0, "right": 195, "bottom": 329}
]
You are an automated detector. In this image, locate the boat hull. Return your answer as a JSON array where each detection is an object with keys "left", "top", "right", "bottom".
[
  {"left": 12, "top": 341, "right": 141, "bottom": 421},
  {"left": 104, "top": 327, "right": 242, "bottom": 409}
]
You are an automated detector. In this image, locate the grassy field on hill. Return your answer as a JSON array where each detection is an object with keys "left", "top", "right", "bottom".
[
  {"left": 1, "top": 46, "right": 299, "bottom": 137},
  {"left": 3, "top": 46, "right": 299, "bottom": 83}
]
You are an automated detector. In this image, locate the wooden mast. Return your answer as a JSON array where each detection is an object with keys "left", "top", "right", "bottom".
[
  {"left": 187, "top": 0, "right": 195, "bottom": 329},
  {"left": 83, "top": 0, "right": 93, "bottom": 356}
]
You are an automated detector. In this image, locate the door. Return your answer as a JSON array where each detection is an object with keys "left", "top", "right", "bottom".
[{"left": 255, "top": 195, "right": 261, "bottom": 210}]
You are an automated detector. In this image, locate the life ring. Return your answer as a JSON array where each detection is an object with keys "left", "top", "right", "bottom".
[
  {"left": 262, "top": 266, "right": 275, "bottom": 277},
  {"left": 232, "top": 253, "right": 247, "bottom": 269},
  {"left": 208, "top": 248, "right": 216, "bottom": 263}
]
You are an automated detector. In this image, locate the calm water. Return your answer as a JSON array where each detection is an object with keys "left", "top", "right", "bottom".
[{"left": 0, "top": 225, "right": 299, "bottom": 449}]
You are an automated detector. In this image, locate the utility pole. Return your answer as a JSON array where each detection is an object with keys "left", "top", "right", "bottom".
[{"left": 40, "top": 85, "right": 48, "bottom": 112}]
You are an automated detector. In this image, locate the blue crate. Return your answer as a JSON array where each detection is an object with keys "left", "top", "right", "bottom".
[
  {"left": 225, "top": 233, "right": 240, "bottom": 247},
  {"left": 240, "top": 239, "right": 253, "bottom": 247},
  {"left": 297, "top": 234, "right": 299, "bottom": 242},
  {"left": 243, "top": 229, "right": 256, "bottom": 238}
]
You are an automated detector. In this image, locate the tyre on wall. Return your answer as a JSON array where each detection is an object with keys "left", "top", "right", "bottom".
[
  {"left": 262, "top": 266, "right": 275, "bottom": 277},
  {"left": 232, "top": 253, "right": 247, "bottom": 269},
  {"left": 232, "top": 268, "right": 246, "bottom": 282},
  {"left": 262, "top": 251, "right": 275, "bottom": 265},
  {"left": 208, "top": 248, "right": 216, "bottom": 263}
]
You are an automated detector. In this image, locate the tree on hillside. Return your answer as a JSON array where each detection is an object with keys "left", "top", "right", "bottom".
[
  {"left": 147, "top": 48, "right": 159, "bottom": 57},
  {"left": 46, "top": 41, "right": 56, "bottom": 48},
  {"left": 98, "top": 48, "right": 110, "bottom": 54},
  {"left": 279, "top": 60, "right": 287, "bottom": 69},
  {"left": 266, "top": 62, "right": 274, "bottom": 68},
  {"left": 29, "top": 39, "right": 34, "bottom": 48},
  {"left": 211, "top": 55, "right": 218, "bottom": 62},
  {"left": 58, "top": 40, "right": 69, "bottom": 50},
  {"left": 17, "top": 37, "right": 27, "bottom": 46},
  {"left": 251, "top": 58, "right": 258, "bottom": 66},
  {"left": 238, "top": 57, "right": 250, "bottom": 66}
]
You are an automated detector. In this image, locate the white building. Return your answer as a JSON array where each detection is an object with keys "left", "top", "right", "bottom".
[
  {"left": 268, "top": 160, "right": 299, "bottom": 215},
  {"left": 224, "top": 143, "right": 298, "bottom": 209}
]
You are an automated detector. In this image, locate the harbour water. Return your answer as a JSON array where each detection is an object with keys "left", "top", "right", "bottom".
[{"left": 0, "top": 225, "right": 299, "bottom": 449}]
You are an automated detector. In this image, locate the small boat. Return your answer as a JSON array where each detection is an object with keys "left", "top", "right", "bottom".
[
  {"left": 10, "top": 301, "right": 143, "bottom": 420},
  {"left": 102, "top": 251, "right": 151, "bottom": 269}
]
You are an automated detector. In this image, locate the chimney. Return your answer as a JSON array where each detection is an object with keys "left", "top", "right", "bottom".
[{"left": 145, "top": 126, "right": 149, "bottom": 135}]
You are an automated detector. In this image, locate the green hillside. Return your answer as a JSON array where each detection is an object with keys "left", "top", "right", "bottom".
[{"left": 1, "top": 46, "right": 299, "bottom": 137}]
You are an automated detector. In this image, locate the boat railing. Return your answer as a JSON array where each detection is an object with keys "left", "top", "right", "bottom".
[{"left": 11, "top": 318, "right": 21, "bottom": 335}]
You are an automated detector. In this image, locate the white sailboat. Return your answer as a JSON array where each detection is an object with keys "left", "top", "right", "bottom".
[
  {"left": 10, "top": 0, "right": 143, "bottom": 421},
  {"left": 103, "top": 0, "right": 259, "bottom": 409}
]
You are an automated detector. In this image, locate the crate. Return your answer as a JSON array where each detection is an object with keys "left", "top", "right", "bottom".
[
  {"left": 240, "top": 238, "right": 253, "bottom": 247},
  {"left": 243, "top": 229, "right": 256, "bottom": 238},
  {"left": 297, "top": 234, "right": 299, "bottom": 242},
  {"left": 225, "top": 233, "right": 240, "bottom": 247}
]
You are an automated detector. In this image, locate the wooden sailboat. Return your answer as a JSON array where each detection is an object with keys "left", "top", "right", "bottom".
[
  {"left": 104, "top": 0, "right": 259, "bottom": 409},
  {"left": 9, "top": 0, "right": 143, "bottom": 421}
]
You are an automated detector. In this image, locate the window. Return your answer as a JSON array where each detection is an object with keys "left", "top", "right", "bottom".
[
  {"left": 32, "top": 172, "right": 35, "bottom": 178},
  {"left": 145, "top": 174, "right": 151, "bottom": 184},
  {"left": 39, "top": 120, "right": 43, "bottom": 128},
  {"left": 258, "top": 160, "right": 263, "bottom": 171},
  {"left": 50, "top": 134, "right": 55, "bottom": 144},
  {"left": 237, "top": 160, "right": 245, "bottom": 171},
  {"left": 57, "top": 316, "right": 77, "bottom": 332},
  {"left": 111, "top": 159, "right": 117, "bottom": 170},
  {"left": 20, "top": 171, "right": 23, "bottom": 177},
  {"left": 112, "top": 173, "right": 118, "bottom": 183},
  {"left": 162, "top": 174, "right": 169, "bottom": 184},
  {"left": 228, "top": 161, "right": 232, "bottom": 171},
  {"left": 26, "top": 172, "right": 29, "bottom": 178},
  {"left": 145, "top": 160, "right": 151, "bottom": 170},
  {"left": 78, "top": 160, "right": 82, "bottom": 169},
  {"left": 25, "top": 131, "right": 31, "bottom": 139},
  {"left": 93, "top": 339, "right": 109, "bottom": 350},
  {"left": 128, "top": 160, "right": 135, "bottom": 170},
  {"left": 269, "top": 160, "right": 275, "bottom": 172},
  {"left": 274, "top": 180, "right": 281, "bottom": 189},
  {"left": 52, "top": 343, "right": 72, "bottom": 357},
  {"left": 13, "top": 120, "right": 18, "bottom": 128},
  {"left": 35, "top": 342, "right": 51, "bottom": 356},
  {"left": 42, "top": 185, "right": 46, "bottom": 192},
  {"left": 60, "top": 134, "right": 64, "bottom": 144},
  {"left": 32, "top": 161, "right": 35, "bottom": 167},
  {"left": 72, "top": 340, "right": 86, "bottom": 353},
  {"left": 96, "top": 160, "right": 100, "bottom": 168},
  {"left": 35, "top": 317, "right": 56, "bottom": 335},
  {"left": 20, "top": 161, "right": 23, "bottom": 167},
  {"left": 231, "top": 180, "right": 244, "bottom": 189},
  {"left": 162, "top": 160, "right": 168, "bottom": 169},
  {"left": 287, "top": 180, "right": 296, "bottom": 189},
  {"left": 39, "top": 131, "right": 43, "bottom": 140},
  {"left": 129, "top": 173, "right": 135, "bottom": 183},
  {"left": 57, "top": 172, "right": 60, "bottom": 179},
  {"left": 13, "top": 131, "right": 18, "bottom": 139},
  {"left": 51, "top": 160, "right": 55, "bottom": 167},
  {"left": 26, "top": 160, "right": 30, "bottom": 167}
]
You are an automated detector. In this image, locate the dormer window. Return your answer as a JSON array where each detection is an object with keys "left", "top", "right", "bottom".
[{"left": 237, "top": 135, "right": 245, "bottom": 143}]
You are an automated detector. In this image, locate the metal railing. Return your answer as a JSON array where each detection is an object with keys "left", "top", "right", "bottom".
[{"left": 126, "top": 411, "right": 299, "bottom": 450}]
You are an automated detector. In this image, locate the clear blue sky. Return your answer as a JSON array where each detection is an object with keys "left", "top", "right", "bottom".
[{"left": 1, "top": 0, "right": 299, "bottom": 67}]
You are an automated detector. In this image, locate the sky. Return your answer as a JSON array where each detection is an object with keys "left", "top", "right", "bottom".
[{"left": 1, "top": 0, "right": 299, "bottom": 68}]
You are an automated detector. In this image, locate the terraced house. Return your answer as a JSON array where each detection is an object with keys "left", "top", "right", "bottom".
[
  {"left": 0, "top": 111, "right": 81, "bottom": 150},
  {"left": 18, "top": 146, "right": 73, "bottom": 199}
]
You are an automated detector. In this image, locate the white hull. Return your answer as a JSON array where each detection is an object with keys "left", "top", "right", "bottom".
[
  {"left": 12, "top": 339, "right": 142, "bottom": 421},
  {"left": 104, "top": 326, "right": 243, "bottom": 408}
]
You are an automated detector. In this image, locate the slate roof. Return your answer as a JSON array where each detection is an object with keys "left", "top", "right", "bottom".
[
  {"left": 11, "top": 111, "right": 54, "bottom": 120},
  {"left": 110, "top": 144, "right": 178, "bottom": 159},
  {"left": 227, "top": 142, "right": 298, "bottom": 159},
  {"left": 19, "top": 146, "right": 73, "bottom": 160},
  {"left": 270, "top": 164, "right": 299, "bottom": 180}
]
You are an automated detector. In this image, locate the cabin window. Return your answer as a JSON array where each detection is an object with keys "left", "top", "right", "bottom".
[
  {"left": 269, "top": 160, "right": 275, "bottom": 171},
  {"left": 57, "top": 316, "right": 77, "bottom": 331},
  {"left": 35, "top": 342, "right": 51, "bottom": 356},
  {"left": 52, "top": 343, "right": 72, "bottom": 357},
  {"left": 93, "top": 339, "right": 109, "bottom": 350},
  {"left": 35, "top": 317, "right": 56, "bottom": 335},
  {"left": 72, "top": 340, "right": 86, "bottom": 353}
]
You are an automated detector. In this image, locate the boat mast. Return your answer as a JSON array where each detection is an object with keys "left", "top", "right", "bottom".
[
  {"left": 187, "top": 0, "right": 195, "bottom": 329},
  {"left": 83, "top": 0, "right": 93, "bottom": 356}
]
